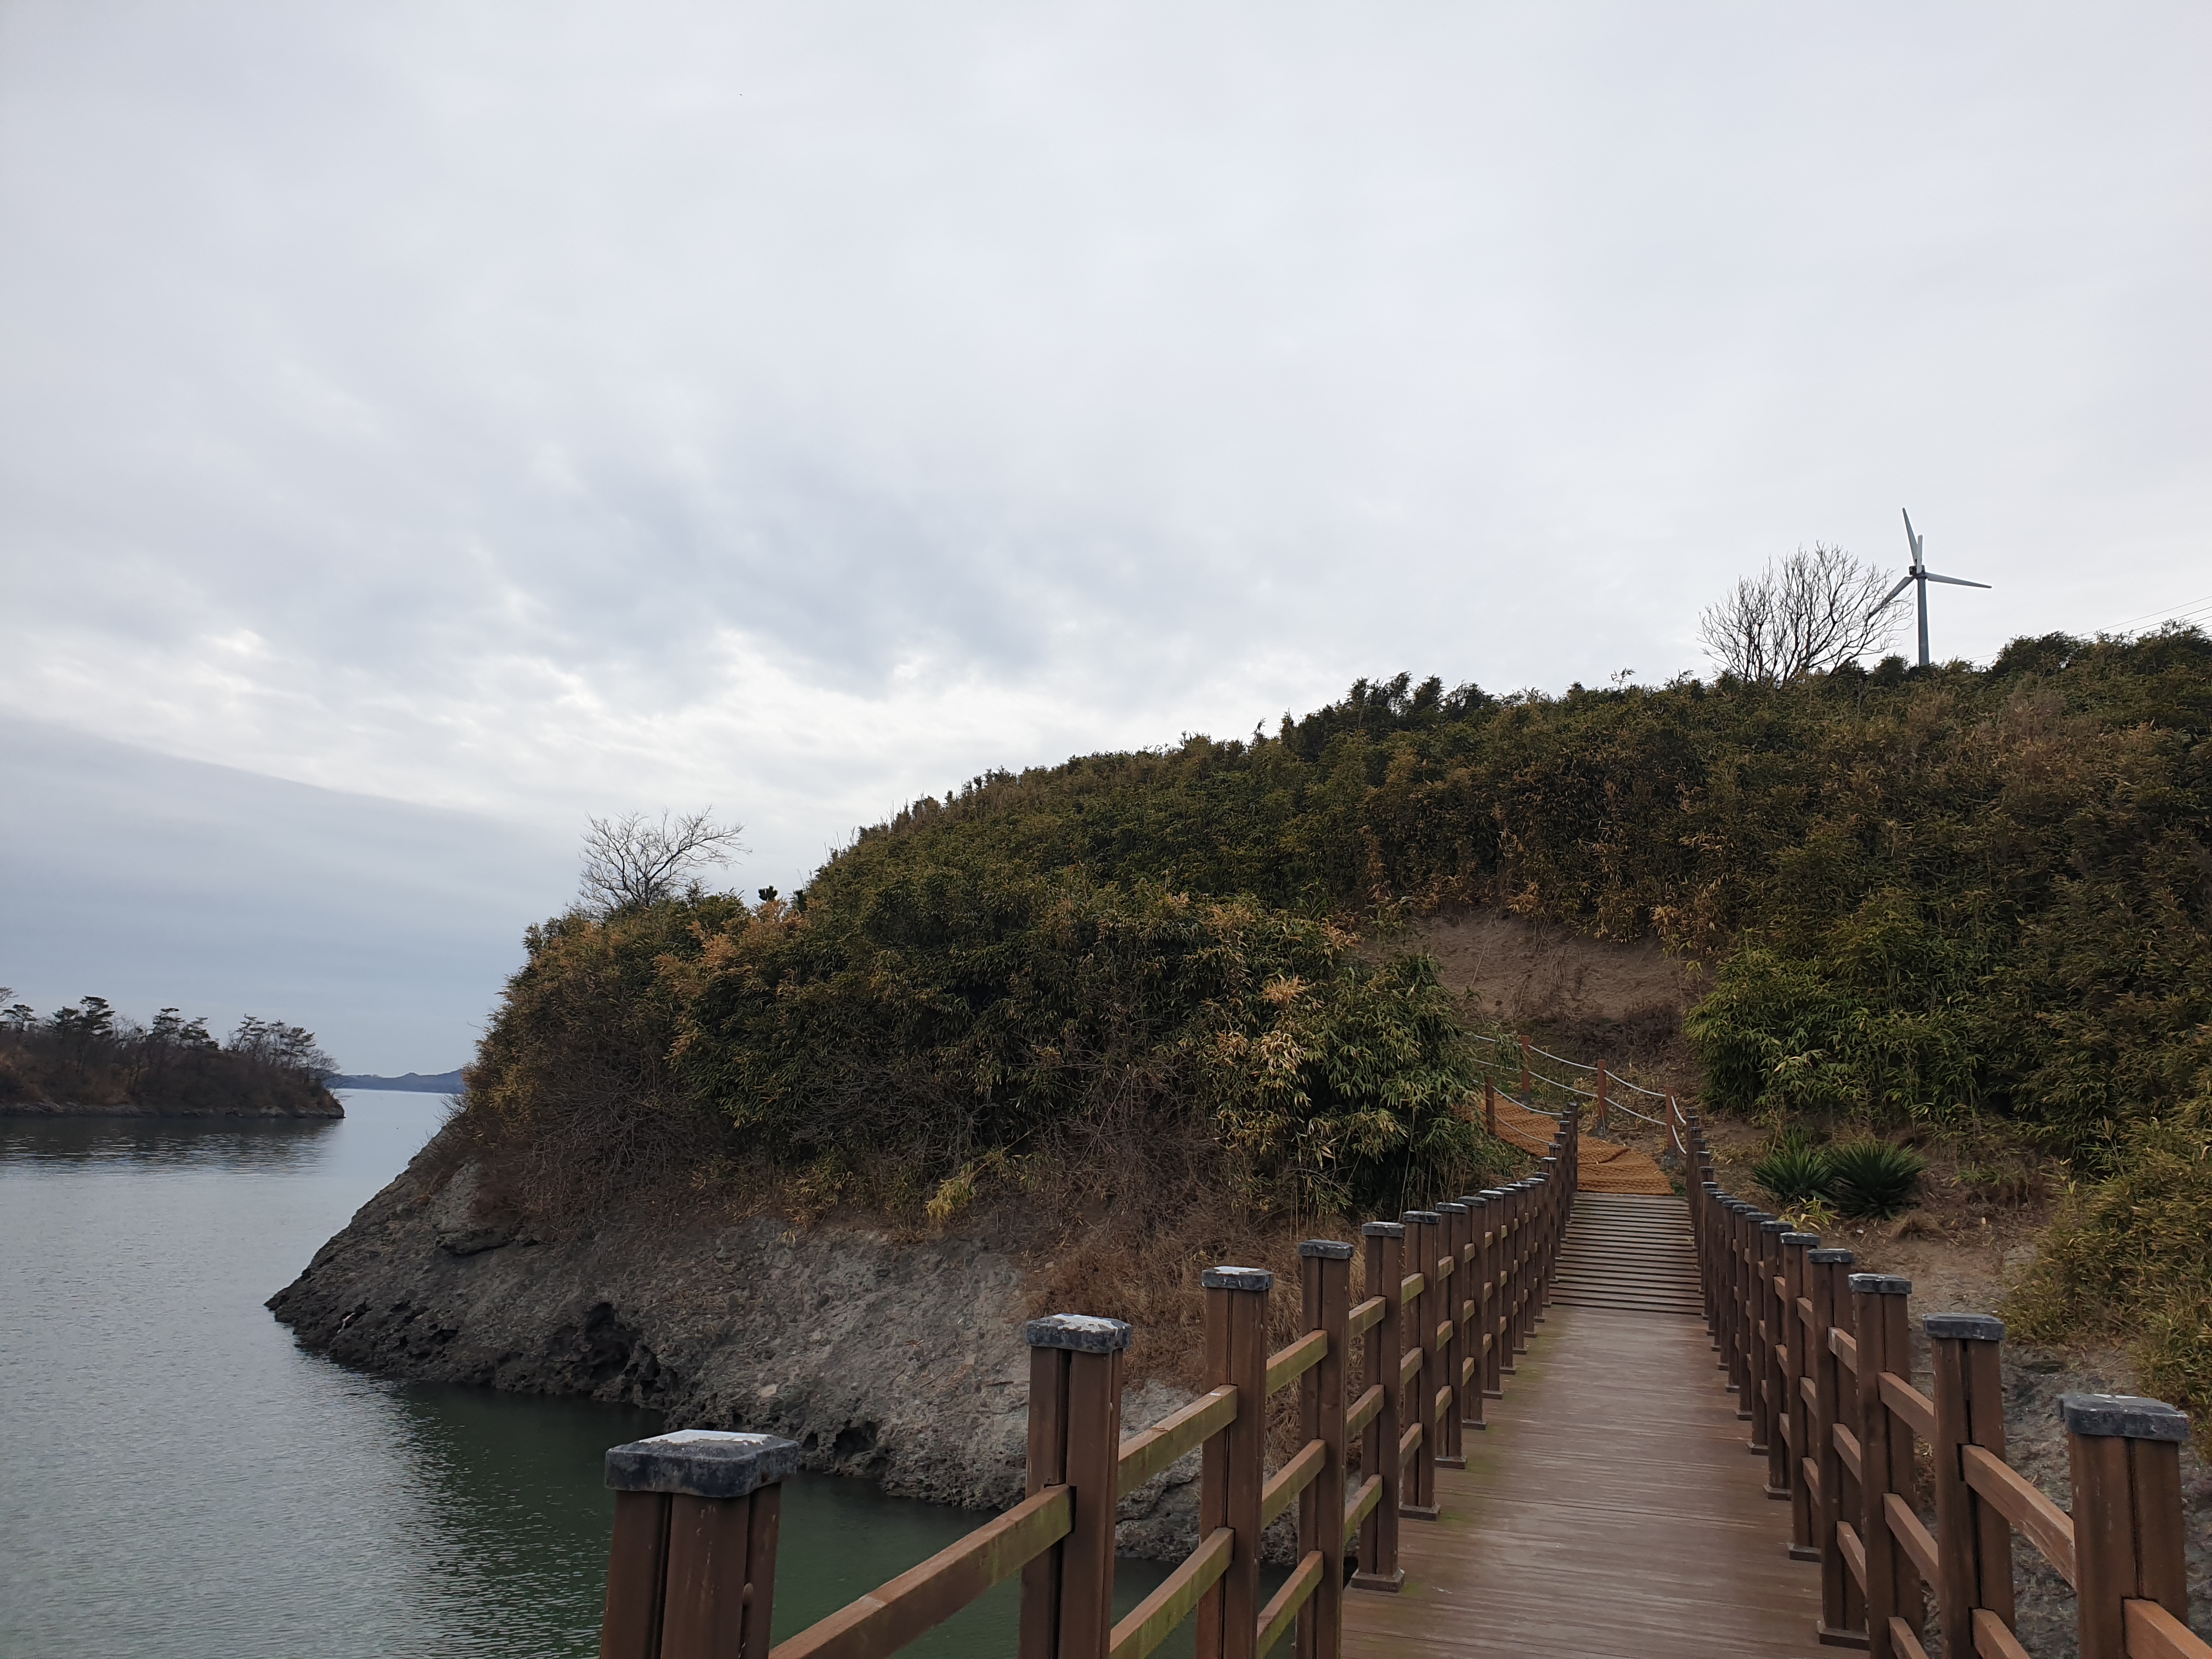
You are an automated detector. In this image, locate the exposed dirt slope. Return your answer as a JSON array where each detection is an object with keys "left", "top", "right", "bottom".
[{"left": 1411, "top": 910, "right": 1698, "bottom": 1026}]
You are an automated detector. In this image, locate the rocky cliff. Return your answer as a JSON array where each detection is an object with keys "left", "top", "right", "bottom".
[{"left": 266, "top": 1135, "right": 1212, "bottom": 1559}]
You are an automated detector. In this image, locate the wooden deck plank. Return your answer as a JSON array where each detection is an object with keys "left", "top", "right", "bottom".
[{"left": 1341, "top": 1207, "right": 1820, "bottom": 1658}]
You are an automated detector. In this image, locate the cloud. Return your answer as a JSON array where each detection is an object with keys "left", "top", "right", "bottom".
[
  {"left": 0, "top": 1, "right": 2206, "bottom": 1059},
  {"left": 0, "top": 718, "right": 573, "bottom": 1073}
]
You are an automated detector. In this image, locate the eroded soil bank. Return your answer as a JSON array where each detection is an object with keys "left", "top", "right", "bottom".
[{"left": 266, "top": 1134, "right": 1210, "bottom": 1559}]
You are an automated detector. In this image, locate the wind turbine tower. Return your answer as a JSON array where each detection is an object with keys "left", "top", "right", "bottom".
[{"left": 1881, "top": 510, "right": 1990, "bottom": 667}]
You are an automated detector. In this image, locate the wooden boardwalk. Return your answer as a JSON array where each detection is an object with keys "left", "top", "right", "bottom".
[{"left": 1341, "top": 1194, "right": 1821, "bottom": 1658}]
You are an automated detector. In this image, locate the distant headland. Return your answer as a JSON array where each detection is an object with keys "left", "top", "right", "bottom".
[
  {"left": 0, "top": 994, "right": 342, "bottom": 1118},
  {"left": 327, "top": 1070, "right": 465, "bottom": 1094}
]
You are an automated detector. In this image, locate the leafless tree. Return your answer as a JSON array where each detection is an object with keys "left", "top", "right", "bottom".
[
  {"left": 1699, "top": 544, "right": 1900, "bottom": 682},
  {"left": 578, "top": 809, "right": 746, "bottom": 915}
]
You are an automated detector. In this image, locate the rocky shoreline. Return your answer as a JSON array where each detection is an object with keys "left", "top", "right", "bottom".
[
  {"left": 265, "top": 1133, "right": 1214, "bottom": 1560},
  {"left": 1, "top": 1096, "right": 343, "bottom": 1118}
]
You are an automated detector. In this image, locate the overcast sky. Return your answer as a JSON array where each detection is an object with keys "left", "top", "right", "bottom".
[{"left": 2, "top": 2, "right": 2207, "bottom": 1071}]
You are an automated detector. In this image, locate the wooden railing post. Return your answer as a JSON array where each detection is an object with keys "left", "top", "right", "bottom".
[
  {"left": 1506, "top": 1182, "right": 1533, "bottom": 1363},
  {"left": 1353, "top": 1222, "right": 1405, "bottom": 1593},
  {"left": 1757, "top": 1219, "right": 1790, "bottom": 1472},
  {"left": 600, "top": 1430, "right": 799, "bottom": 1659},
  {"left": 1926, "top": 1313, "right": 2015, "bottom": 1653},
  {"left": 1809, "top": 1247, "right": 1861, "bottom": 1647},
  {"left": 1737, "top": 1207, "right": 1768, "bottom": 1426},
  {"left": 1707, "top": 1203, "right": 1725, "bottom": 1380},
  {"left": 1022, "top": 1313, "right": 1132, "bottom": 1659},
  {"left": 1476, "top": 1190, "right": 1506, "bottom": 1401},
  {"left": 1595, "top": 1061, "right": 1609, "bottom": 1137},
  {"left": 1494, "top": 1188, "right": 1520, "bottom": 1376},
  {"left": 1197, "top": 1268, "right": 1270, "bottom": 1659},
  {"left": 1484, "top": 1076, "right": 1498, "bottom": 1139},
  {"left": 1296, "top": 1240, "right": 1352, "bottom": 1659},
  {"left": 1436, "top": 1202, "right": 1470, "bottom": 1468},
  {"left": 1518, "top": 1034, "right": 1532, "bottom": 1101},
  {"left": 1527, "top": 1176, "right": 1548, "bottom": 1336},
  {"left": 1538, "top": 1157, "right": 1562, "bottom": 1315},
  {"left": 1724, "top": 1202, "right": 1753, "bottom": 1413},
  {"left": 2063, "top": 1392, "right": 2194, "bottom": 1659},
  {"left": 1849, "top": 1273, "right": 1914, "bottom": 1659},
  {"left": 1782, "top": 1232, "right": 1820, "bottom": 1558},
  {"left": 1400, "top": 1211, "right": 1443, "bottom": 1518},
  {"left": 1454, "top": 1195, "right": 1489, "bottom": 1429},
  {"left": 1699, "top": 1182, "right": 1724, "bottom": 1355}
]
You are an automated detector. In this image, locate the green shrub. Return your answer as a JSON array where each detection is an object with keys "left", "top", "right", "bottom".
[
  {"left": 466, "top": 631, "right": 2212, "bottom": 1233},
  {"left": 471, "top": 868, "right": 1514, "bottom": 1218},
  {"left": 1751, "top": 1141, "right": 1834, "bottom": 1206},
  {"left": 1824, "top": 1139, "right": 1927, "bottom": 1218},
  {"left": 2008, "top": 1086, "right": 2212, "bottom": 1451}
]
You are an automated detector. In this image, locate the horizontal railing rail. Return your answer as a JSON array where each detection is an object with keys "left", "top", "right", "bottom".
[{"left": 1683, "top": 1107, "right": 2208, "bottom": 1659}]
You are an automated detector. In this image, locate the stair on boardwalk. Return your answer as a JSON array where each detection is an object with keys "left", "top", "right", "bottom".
[
  {"left": 1551, "top": 1192, "right": 1703, "bottom": 1316},
  {"left": 1488, "top": 1095, "right": 1676, "bottom": 1195}
]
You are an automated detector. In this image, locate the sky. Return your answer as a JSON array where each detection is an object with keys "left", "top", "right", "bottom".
[{"left": 1, "top": 2, "right": 2207, "bottom": 1071}]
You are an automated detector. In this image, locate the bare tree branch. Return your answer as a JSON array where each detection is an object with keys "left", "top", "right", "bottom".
[
  {"left": 1699, "top": 544, "right": 1899, "bottom": 682},
  {"left": 578, "top": 809, "right": 746, "bottom": 915}
]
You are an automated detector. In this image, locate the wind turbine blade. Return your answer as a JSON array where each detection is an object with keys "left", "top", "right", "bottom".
[
  {"left": 1901, "top": 508, "right": 1922, "bottom": 563},
  {"left": 1878, "top": 574, "right": 1916, "bottom": 606},
  {"left": 1921, "top": 571, "right": 1991, "bottom": 589}
]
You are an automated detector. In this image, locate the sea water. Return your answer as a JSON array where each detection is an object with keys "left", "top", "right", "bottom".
[{"left": 0, "top": 1093, "right": 1203, "bottom": 1658}]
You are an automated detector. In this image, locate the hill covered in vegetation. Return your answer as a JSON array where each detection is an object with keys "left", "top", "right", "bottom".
[{"left": 461, "top": 630, "right": 2212, "bottom": 1417}]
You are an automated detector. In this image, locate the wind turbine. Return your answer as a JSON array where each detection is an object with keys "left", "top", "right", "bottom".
[{"left": 1880, "top": 509, "right": 1990, "bottom": 667}]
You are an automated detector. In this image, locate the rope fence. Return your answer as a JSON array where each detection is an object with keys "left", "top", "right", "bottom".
[{"left": 1469, "top": 1026, "right": 1691, "bottom": 1145}]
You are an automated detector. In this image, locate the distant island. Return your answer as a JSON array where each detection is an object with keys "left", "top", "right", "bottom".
[
  {"left": 327, "top": 1070, "right": 465, "bottom": 1094},
  {"left": 0, "top": 995, "right": 343, "bottom": 1118}
]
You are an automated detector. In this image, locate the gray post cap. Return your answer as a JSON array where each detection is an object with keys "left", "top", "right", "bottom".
[
  {"left": 1849, "top": 1273, "right": 1911, "bottom": 1296},
  {"left": 1479, "top": 1189, "right": 1508, "bottom": 1199},
  {"left": 1701, "top": 1182, "right": 1720, "bottom": 1194},
  {"left": 1201, "top": 1266, "right": 1274, "bottom": 1292},
  {"left": 1808, "top": 1248, "right": 1857, "bottom": 1265},
  {"left": 1025, "top": 1313, "right": 1135, "bottom": 1352},
  {"left": 1298, "top": 1238, "right": 1355, "bottom": 1260},
  {"left": 1437, "top": 1202, "right": 1469, "bottom": 1215},
  {"left": 1782, "top": 1233, "right": 1821, "bottom": 1247},
  {"left": 1402, "top": 1210, "right": 1443, "bottom": 1226},
  {"left": 606, "top": 1430, "right": 802, "bottom": 1499},
  {"left": 1924, "top": 1313, "right": 2005, "bottom": 1342},
  {"left": 1361, "top": 1220, "right": 1406, "bottom": 1238},
  {"left": 1759, "top": 1220, "right": 1790, "bottom": 1234},
  {"left": 2059, "top": 1394, "right": 2191, "bottom": 1442},
  {"left": 1455, "top": 1194, "right": 1487, "bottom": 1206}
]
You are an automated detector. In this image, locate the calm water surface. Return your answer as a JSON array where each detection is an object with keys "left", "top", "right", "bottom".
[{"left": 0, "top": 1094, "right": 1197, "bottom": 1658}]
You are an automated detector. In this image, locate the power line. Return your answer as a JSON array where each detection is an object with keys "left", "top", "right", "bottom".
[{"left": 2106, "top": 590, "right": 2212, "bottom": 634}]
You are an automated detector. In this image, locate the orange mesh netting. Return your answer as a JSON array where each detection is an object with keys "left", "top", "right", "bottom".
[{"left": 1483, "top": 1096, "right": 1675, "bottom": 1196}]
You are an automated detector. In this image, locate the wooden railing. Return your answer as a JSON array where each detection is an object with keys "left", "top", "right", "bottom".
[
  {"left": 1678, "top": 1102, "right": 2209, "bottom": 1659},
  {"left": 593, "top": 1114, "right": 1577, "bottom": 1659}
]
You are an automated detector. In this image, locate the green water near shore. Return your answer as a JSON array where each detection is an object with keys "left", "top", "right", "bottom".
[{"left": 0, "top": 1095, "right": 1202, "bottom": 1658}]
